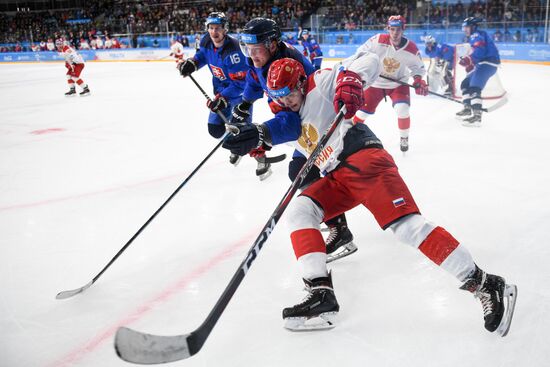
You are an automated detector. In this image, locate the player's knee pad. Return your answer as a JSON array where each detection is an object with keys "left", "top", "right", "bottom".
[
  {"left": 393, "top": 102, "right": 410, "bottom": 119},
  {"left": 288, "top": 156, "right": 320, "bottom": 188},
  {"left": 389, "top": 214, "right": 436, "bottom": 249},
  {"left": 286, "top": 195, "right": 324, "bottom": 233},
  {"left": 207, "top": 123, "right": 226, "bottom": 139}
]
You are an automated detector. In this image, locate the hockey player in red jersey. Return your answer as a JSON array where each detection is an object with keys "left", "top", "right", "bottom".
[
  {"left": 222, "top": 56, "right": 517, "bottom": 336},
  {"left": 169, "top": 39, "right": 185, "bottom": 62},
  {"left": 56, "top": 38, "right": 90, "bottom": 96},
  {"left": 352, "top": 15, "right": 428, "bottom": 152}
]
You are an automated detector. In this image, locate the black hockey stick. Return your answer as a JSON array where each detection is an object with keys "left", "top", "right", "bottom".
[
  {"left": 379, "top": 74, "right": 508, "bottom": 113},
  {"left": 114, "top": 105, "right": 348, "bottom": 365},
  {"left": 188, "top": 74, "right": 287, "bottom": 162},
  {"left": 56, "top": 141, "right": 227, "bottom": 300}
]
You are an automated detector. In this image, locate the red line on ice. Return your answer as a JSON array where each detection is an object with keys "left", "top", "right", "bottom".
[{"left": 46, "top": 230, "right": 256, "bottom": 367}]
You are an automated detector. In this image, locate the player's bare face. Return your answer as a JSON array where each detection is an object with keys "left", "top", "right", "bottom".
[
  {"left": 463, "top": 26, "right": 472, "bottom": 37},
  {"left": 208, "top": 25, "right": 225, "bottom": 47},
  {"left": 245, "top": 43, "right": 273, "bottom": 68},
  {"left": 276, "top": 90, "right": 303, "bottom": 112},
  {"left": 388, "top": 26, "right": 403, "bottom": 46}
]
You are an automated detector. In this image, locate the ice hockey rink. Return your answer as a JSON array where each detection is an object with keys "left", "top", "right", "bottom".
[{"left": 1, "top": 59, "right": 549, "bottom": 367}]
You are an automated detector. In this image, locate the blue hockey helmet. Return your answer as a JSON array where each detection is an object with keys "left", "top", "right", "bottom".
[
  {"left": 205, "top": 12, "right": 228, "bottom": 31},
  {"left": 424, "top": 35, "right": 437, "bottom": 46},
  {"left": 462, "top": 17, "right": 481, "bottom": 30}
]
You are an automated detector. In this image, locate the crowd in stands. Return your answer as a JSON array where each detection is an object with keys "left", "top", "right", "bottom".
[{"left": 0, "top": 0, "right": 547, "bottom": 52}]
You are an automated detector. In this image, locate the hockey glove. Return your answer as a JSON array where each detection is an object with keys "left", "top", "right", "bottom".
[
  {"left": 412, "top": 75, "right": 429, "bottom": 96},
  {"left": 178, "top": 58, "right": 198, "bottom": 77},
  {"left": 459, "top": 56, "right": 474, "bottom": 72},
  {"left": 230, "top": 101, "right": 252, "bottom": 124},
  {"left": 334, "top": 70, "right": 364, "bottom": 119},
  {"left": 309, "top": 51, "right": 317, "bottom": 61},
  {"left": 207, "top": 94, "right": 229, "bottom": 113},
  {"left": 222, "top": 123, "right": 270, "bottom": 156}
]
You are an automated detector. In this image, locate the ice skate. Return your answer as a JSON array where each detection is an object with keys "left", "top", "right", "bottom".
[
  {"left": 229, "top": 153, "right": 242, "bottom": 167},
  {"left": 79, "top": 86, "right": 91, "bottom": 96},
  {"left": 462, "top": 110, "right": 481, "bottom": 127},
  {"left": 283, "top": 273, "right": 339, "bottom": 331},
  {"left": 255, "top": 158, "right": 272, "bottom": 181},
  {"left": 325, "top": 215, "right": 357, "bottom": 263},
  {"left": 65, "top": 86, "right": 76, "bottom": 96},
  {"left": 460, "top": 265, "right": 518, "bottom": 336},
  {"left": 400, "top": 136, "right": 409, "bottom": 153},
  {"left": 455, "top": 105, "right": 472, "bottom": 120}
]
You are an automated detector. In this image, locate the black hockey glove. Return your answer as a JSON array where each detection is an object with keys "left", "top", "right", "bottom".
[
  {"left": 206, "top": 94, "right": 229, "bottom": 113},
  {"left": 178, "top": 58, "right": 198, "bottom": 77},
  {"left": 230, "top": 101, "right": 252, "bottom": 124},
  {"left": 222, "top": 123, "right": 271, "bottom": 156}
]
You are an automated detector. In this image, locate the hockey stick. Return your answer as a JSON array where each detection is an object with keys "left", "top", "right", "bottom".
[
  {"left": 114, "top": 105, "right": 348, "bottom": 365},
  {"left": 188, "top": 74, "right": 286, "bottom": 162},
  {"left": 379, "top": 74, "right": 508, "bottom": 113},
  {"left": 56, "top": 141, "right": 228, "bottom": 300}
]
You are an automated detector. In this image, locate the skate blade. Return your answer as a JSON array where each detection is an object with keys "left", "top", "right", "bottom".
[
  {"left": 326, "top": 242, "right": 358, "bottom": 263},
  {"left": 496, "top": 284, "right": 518, "bottom": 337},
  {"left": 79, "top": 92, "right": 91, "bottom": 97},
  {"left": 455, "top": 115, "right": 471, "bottom": 121},
  {"left": 230, "top": 156, "right": 242, "bottom": 167},
  {"left": 257, "top": 169, "right": 272, "bottom": 181},
  {"left": 65, "top": 94, "right": 77, "bottom": 97},
  {"left": 462, "top": 121, "right": 481, "bottom": 128},
  {"left": 284, "top": 312, "right": 338, "bottom": 331}
]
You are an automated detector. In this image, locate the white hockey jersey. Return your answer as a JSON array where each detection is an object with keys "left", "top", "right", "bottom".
[
  {"left": 170, "top": 42, "right": 184, "bottom": 58},
  {"left": 291, "top": 51, "right": 381, "bottom": 173},
  {"left": 354, "top": 34, "right": 425, "bottom": 89},
  {"left": 60, "top": 45, "right": 84, "bottom": 64}
]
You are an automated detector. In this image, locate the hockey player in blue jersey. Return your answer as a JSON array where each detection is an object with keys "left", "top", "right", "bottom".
[
  {"left": 301, "top": 29, "right": 323, "bottom": 70},
  {"left": 231, "top": 17, "right": 358, "bottom": 262},
  {"left": 456, "top": 17, "right": 501, "bottom": 126},
  {"left": 424, "top": 35, "right": 455, "bottom": 95},
  {"left": 177, "top": 12, "right": 250, "bottom": 166}
]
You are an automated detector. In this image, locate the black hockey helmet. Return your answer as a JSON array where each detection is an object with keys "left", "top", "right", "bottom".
[
  {"left": 462, "top": 17, "right": 481, "bottom": 30},
  {"left": 205, "top": 12, "right": 228, "bottom": 31},
  {"left": 239, "top": 18, "right": 281, "bottom": 46}
]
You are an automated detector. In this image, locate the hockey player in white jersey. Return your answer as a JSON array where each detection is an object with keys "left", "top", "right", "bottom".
[
  {"left": 222, "top": 54, "right": 517, "bottom": 336},
  {"left": 352, "top": 15, "right": 428, "bottom": 152},
  {"left": 169, "top": 39, "right": 185, "bottom": 62},
  {"left": 56, "top": 38, "right": 90, "bottom": 96}
]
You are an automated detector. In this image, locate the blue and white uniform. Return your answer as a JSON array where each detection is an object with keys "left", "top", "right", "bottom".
[
  {"left": 193, "top": 34, "right": 251, "bottom": 136},
  {"left": 302, "top": 35, "right": 323, "bottom": 70},
  {"left": 425, "top": 42, "right": 455, "bottom": 69}
]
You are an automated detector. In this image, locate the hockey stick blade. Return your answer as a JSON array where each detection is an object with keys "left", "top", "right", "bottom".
[
  {"left": 115, "top": 327, "right": 193, "bottom": 364},
  {"left": 55, "top": 280, "right": 93, "bottom": 300},
  {"left": 255, "top": 153, "right": 287, "bottom": 164}
]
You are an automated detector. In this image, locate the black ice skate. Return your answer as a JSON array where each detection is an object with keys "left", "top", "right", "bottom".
[
  {"left": 283, "top": 273, "right": 339, "bottom": 331},
  {"left": 325, "top": 215, "right": 357, "bottom": 263},
  {"left": 79, "top": 86, "right": 91, "bottom": 96},
  {"left": 455, "top": 105, "right": 472, "bottom": 120},
  {"left": 255, "top": 158, "right": 272, "bottom": 181},
  {"left": 462, "top": 110, "right": 481, "bottom": 127},
  {"left": 229, "top": 153, "right": 242, "bottom": 166},
  {"left": 460, "top": 265, "right": 518, "bottom": 336},
  {"left": 400, "top": 136, "right": 409, "bottom": 152},
  {"left": 65, "top": 87, "right": 76, "bottom": 96}
]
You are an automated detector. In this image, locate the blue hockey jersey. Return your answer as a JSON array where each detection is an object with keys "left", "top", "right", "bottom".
[
  {"left": 193, "top": 34, "right": 249, "bottom": 99},
  {"left": 425, "top": 43, "right": 455, "bottom": 64},
  {"left": 468, "top": 30, "right": 500, "bottom": 65},
  {"left": 302, "top": 37, "right": 323, "bottom": 58}
]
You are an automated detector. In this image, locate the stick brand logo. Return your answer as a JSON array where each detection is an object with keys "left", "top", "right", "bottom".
[{"left": 242, "top": 218, "right": 276, "bottom": 273}]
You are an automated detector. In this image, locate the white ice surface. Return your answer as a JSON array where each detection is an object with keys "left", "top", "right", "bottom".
[{"left": 1, "top": 60, "right": 549, "bottom": 367}]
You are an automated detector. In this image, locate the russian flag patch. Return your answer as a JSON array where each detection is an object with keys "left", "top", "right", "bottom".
[{"left": 392, "top": 197, "right": 406, "bottom": 207}]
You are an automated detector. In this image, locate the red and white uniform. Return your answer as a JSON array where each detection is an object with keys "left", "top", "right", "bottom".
[
  {"left": 60, "top": 45, "right": 88, "bottom": 89},
  {"left": 353, "top": 34, "right": 426, "bottom": 140},
  {"left": 170, "top": 41, "right": 185, "bottom": 61},
  {"left": 285, "top": 52, "right": 475, "bottom": 284}
]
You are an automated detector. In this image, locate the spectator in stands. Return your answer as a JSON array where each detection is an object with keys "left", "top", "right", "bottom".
[
  {"left": 181, "top": 36, "right": 189, "bottom": 47},
  {"left": 80, "top": 38, "right": 91, "bottom": 50},
  {"left": 513, "top": 30, "right": 522, "bottom": 42},
  {"left": 104, "top": 36, "right": 113, "bottom": 49},
  {"left": 493, "top": 29, "right": 502, "bottom": 42},
  {"left": 47, "top": 38, "right": 55, "bottom": 51}
]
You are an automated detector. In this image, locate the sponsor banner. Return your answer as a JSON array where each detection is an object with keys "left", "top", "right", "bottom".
[{"left": 1, "top": 44, "right": 549, "bottom": 63}]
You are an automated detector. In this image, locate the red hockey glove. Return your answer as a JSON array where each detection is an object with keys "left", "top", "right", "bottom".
[
  {"left": 412, "top": 75, "right": 429, "bottom": 96},
  {"left": 309, "top": 51, "right": 317, "bottom": 61},
  {"left": 206, "top": 94, "right": 229, "bottom": 113},
  {"left": 334, "top": 70, "right": 364, "bottom": 119},
  {"left": 303, "top": 50, "right": 308, "bottom": 57},
  {"left": 459, "top": 56, "right": 474, "bottom": 72}
]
